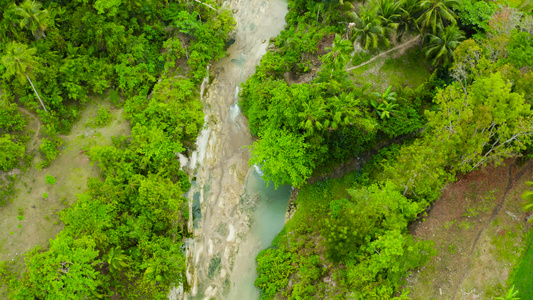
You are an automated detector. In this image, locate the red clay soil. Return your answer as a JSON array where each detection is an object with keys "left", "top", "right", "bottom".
[{"left": 408, "top": 158, "right": 533, "bottom": 299}]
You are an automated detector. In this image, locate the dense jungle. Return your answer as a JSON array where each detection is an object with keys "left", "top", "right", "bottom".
[{"left": 0, "top": 0, "right": 532, "bottom": 299}]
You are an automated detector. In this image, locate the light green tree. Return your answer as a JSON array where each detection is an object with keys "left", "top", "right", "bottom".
[
  {"left": 1, "top": 42, "right": 47, "bottom": 113},
  {"left": 11, "top": 235, "right": 101, "bottom": 299},
  {"left": 249, "top": 129, "right": 314, "bottom": 188},
  {"left": 426, "top": 72, "right": 533, "bottom": 172},
  {"left": 372, "top": 86, "right": 399, "bottom": 119}
]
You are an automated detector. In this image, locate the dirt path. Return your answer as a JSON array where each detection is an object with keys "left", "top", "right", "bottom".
[
  {"left": 452, "top": 159, "right": 533, "bottom": 299},
  {"left": 18, "top": 107, "right": 42, "bottom": 151},
  {"left": 407, "top": 159, "right": 533, "bottom": 299},
  {"left": 347, "top": 35, "right": 422, "bottom": 71}
]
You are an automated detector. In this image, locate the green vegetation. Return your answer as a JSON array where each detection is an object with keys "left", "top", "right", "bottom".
[
  {"left": 0, "top": 0, "right": 234, "bottom": 298},
  {"left": 0, "top": 0, "right": 531, "bottom": 298},
  {"left": 245, "top": 0, "right": 533, "bottom": 298},
  {"left": 44, "top": 174, "right": 55, "bottom": 186}
]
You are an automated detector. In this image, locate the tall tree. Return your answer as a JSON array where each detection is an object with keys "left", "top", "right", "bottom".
[
  {"left": 424, "top": 26, "right": 464, "bottom": 67},
  {"left": 2, "top": 42, "right": 48, "bottom": 113},
  {"left": 14, "top": 0, "right": 50, "bottom": 39},
  {"left": 417, "top": 0, "right": 458, "bottom": 34},
  {"left": 426, "top": 72, "right": 533, "bottom": 172}
]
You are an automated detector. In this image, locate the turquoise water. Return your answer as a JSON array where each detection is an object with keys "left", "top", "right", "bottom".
[
  {"left": 247, "top": 166, "right": 292, "bottom": 248},
  {"left": 227, "top": 166, "right": 291, "bottom": 299}
]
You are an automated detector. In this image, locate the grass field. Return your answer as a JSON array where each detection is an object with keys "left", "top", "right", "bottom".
[
  {"left": 512, "top": 227, "right": 533, "bottom": 299},
  {"left": 350, "top": 45, "right": 432, "bottom": 91}
]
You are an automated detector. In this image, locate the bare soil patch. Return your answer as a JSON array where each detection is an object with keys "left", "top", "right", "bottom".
[
  {"left": 0, "top": 99, "right": 130, "bottom": 266},
  {"left": 407, "top": 159, "right": 533, "bottom": 299}
]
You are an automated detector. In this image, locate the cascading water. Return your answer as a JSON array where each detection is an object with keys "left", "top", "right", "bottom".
[{"left": 176, "top": 0, "right": 289, "bottom": 299}]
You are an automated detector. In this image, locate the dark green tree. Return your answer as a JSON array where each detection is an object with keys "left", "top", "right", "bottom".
[
  {"left": 424, "top": 26, "right": 464, "bottom": 67},
  {"left": 417, "top": 0, "right": 458, "bottom": 34}
]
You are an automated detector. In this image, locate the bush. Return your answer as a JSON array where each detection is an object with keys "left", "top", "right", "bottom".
[
  {"left": 255, "top": 248, "right": 297, "bottom": 299},
  {"left": 0, "top": 134, "right": 25, "bottom": 171},
  {"left": 38, "top": 138, "right": 60, "bottom": 168}
]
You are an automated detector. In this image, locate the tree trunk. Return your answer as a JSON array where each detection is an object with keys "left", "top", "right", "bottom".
[{"left": 26, "top": 75, "right": 47, "bottom": 113}]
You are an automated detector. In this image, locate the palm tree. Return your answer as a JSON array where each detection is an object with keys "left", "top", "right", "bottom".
[
  {"left": 522, "top": 181, "right": 533, "bottom": 222},
  {"left": 397, "top": 0, "right": 424, "bottom": 38},
  {"left": 1, "top": 42, "right": 47, "bottom": 113},
  {"left": 348, "top": 10, "right": 389, "bottom": 50},
  {"left": 104, "top": 246, "right": 129, "bottom": 275},
  {"left": 375, "top": 0, "right": 401, "bottom": 24},
  {"left": 14, "top": 0, "right": 50, "bottom": 39},
  {"left": 424, "top": 26, "right": 464, "bottom": 67},
  {"left": 417, "top": 0, "right": 458, "bottom": 34}
]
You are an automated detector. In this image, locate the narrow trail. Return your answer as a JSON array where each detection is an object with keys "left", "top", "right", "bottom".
[
  {"left": 347, "top": 35, "right": 421, "bottom": 71},
  {"left": 451, "top": 159, "right": 533, "bottom": 300},
  {"left": 18, "top": 107, "right": 42, "bottom": 150}
]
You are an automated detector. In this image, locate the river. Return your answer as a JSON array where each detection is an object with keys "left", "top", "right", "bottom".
[{"left": 176, "top": 0, "right": 289, "bottom": 299}]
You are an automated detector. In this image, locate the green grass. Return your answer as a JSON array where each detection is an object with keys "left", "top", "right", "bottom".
[
  {"left": 512, "top": 229, "right": 533, "bottom": 299},
  {"left": 351, "top": 46, "right": 431, "bottom": 91}
]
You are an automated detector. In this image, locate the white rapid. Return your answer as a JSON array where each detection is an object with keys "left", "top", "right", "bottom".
[{"left": 177, "top": 0, "right": 289, "bottom": 299}]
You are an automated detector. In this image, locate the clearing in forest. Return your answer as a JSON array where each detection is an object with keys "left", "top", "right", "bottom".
[
  {"left": 0, "top": 99, "right": 129, "bottom": 266},
  {"left": 349, "top": 43, "right": 432, "bottom": 91},
  {"left": 406, "top": 159, "right": 533, "bottom": 299}
]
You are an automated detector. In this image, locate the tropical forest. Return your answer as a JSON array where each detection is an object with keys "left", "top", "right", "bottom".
[{"left": 0, "top": 0, "right": 532, "bottom": 299}]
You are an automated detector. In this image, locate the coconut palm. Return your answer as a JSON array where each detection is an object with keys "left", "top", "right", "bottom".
[
  {"left": 424, "top": 26, "right": 465, "bottom": 67},
  {"left": 14, "top": 0, "right": 50, "bottom": 39},
  {"left": 417, "top": 0, "right": 459, "bottom": 34},
  {"left": 348, "top": 10, "right": 389, "bottom": 50},
  {"left": 1, "top": 42, "right": 47, "bottom": 113},
  {"left": 375, "top": 0, "right": 401, "bottom": 24},
  {"left": 104, "top": 246, "right": 129, "bottom": 274},
  {"left": 397, "top": 0, "right": 424, "bottom": 38}
]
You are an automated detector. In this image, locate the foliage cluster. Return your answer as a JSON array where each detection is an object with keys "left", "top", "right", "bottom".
[
  {"left": 253, "top": 0, "right": 533, "bottom": 299},
  {"left": 242, "top": 8, "right": 432, "bottom": 187},
  {"left": 1, "top": 0, "right": 234, "bottom": 299},
  {"left": 0, "top": 96, "right": 28, "bottom": 172},
  {"left": 0, "top": 0, "right": 233, "bottom": 132}
]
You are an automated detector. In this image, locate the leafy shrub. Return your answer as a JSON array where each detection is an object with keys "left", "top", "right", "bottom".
[
  {"left": 38, "top": 138, "right": 60, "bottom": 168},
  {"left": 0, "top": 134, "right": 25, "bottom": 171},
  {"left": 255, "top": 248, "right": 297, "bottom": 299},
  {"left": 87, "top": 106, "right": 113, "bottom": 128},
  {"left": 0, "top": 102, "right": 27, "bottom": 134},
  {"left": 291, "top": 255, "right": 325, "bottom": 299},
  {"left": 45, "top": 175, "right": 56, "bottom": 186}
]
